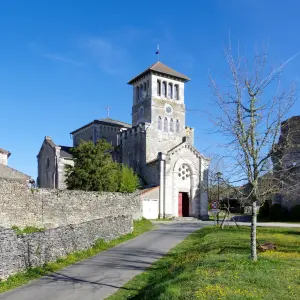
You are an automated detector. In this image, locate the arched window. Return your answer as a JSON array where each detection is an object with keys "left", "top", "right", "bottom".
[
  {"left": 174, "top": 84, "right": 179, "bottom": 100},
  {"left": 170, "top": 118, "right": 174, "bottom": 132},
  {"left": 162, "top": 82, "right": 167, "bottom": 97},
  {"left": 137, "top": 87, "right": 140, "bottom": 100},
  {"left": 157, "top": 80, "right": 161, "bottom": 96},
  {"left": 176, "top": 120, "right": 180, "bottom": 133},
  {"left": 164, "top": 117, "right": 168, "bottom": 132},
  {"left": 168, "top": 83, "right": 173, "bottom": 98},
  {"left": 158, "top": 116, "right": 162, "bottom": 130}
]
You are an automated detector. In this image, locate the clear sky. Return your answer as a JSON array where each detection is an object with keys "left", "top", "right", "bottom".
[{"left": 1, "top": 0, "right": 299, "bottom": 179}]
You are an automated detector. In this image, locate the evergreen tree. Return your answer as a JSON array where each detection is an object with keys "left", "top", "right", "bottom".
[{"left": 65, "top": 140, "right": 138, "bottom": 192}]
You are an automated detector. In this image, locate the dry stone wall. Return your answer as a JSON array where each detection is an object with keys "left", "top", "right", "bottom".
[
  {"left": 0, "top": 178, "right": 141, "bottom": 228},
  {"left": 0, "top": 215, "right": 132, "bottom": 280}
]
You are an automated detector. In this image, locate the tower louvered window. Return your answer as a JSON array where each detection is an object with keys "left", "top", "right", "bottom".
[
  {"left": 158, "top": 116, "right": 162, "bottom": 130},
  {"left": 170, "top": 118, "right": 174, "bottom": 132},
  {"left": 176, "top": 120, "right": 180, "bottom": 133},
  {"left": 164, "top": 117, "right": 168, "bottom": 132}
]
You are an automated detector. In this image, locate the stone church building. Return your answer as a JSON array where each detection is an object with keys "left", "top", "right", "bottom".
[{"left": 37, "top": 62, "right": 210, "bottom": 219}]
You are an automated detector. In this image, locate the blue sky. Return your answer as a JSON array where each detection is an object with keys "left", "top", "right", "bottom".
[{"left": 1, "top": 0, "right": 299, "bottom": 179}]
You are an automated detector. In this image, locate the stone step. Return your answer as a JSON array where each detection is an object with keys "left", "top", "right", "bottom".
[{"left": 174, "top": 217, "right": 198, "bottom": 221}]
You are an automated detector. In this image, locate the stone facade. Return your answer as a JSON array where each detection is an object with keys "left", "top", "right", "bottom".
[
  {"left": 71, "top": 118, "right": 131, "bottom": 148},
  {"left": 272, "top": 116, "right": 300, "bottom": 209},
  {"left": 0, "top": 215, "right": 132, "bottom": 280},
  {"left": 0, "top": 178, "right": 141, "bottom": 228},
  {"left": 122, "top": 62, "right": 210, "bottom": 219},
  {"left": 37, "top": 136, "right": 73, "bottom": 189}
]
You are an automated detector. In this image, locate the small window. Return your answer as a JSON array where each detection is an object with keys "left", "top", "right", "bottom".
[
  {"left": 162, "top": 82, "right": 167, "bottom": 97},
  {"left": 147, "top": 80, "right": 150, "bottom": 94},
  {"left": 136, "top": 86, "right": 140, "bottom": 101},
  {"left": 174, "top": 84, "right": 179, "bottom": 100},
  {"left": 176, "top": 120, "right": 180, "bottom": 133},
  {"left": 157, "top": 80, "right": 161, "bottom": 96},
  {"left": 140, "top": 84, "right": 143, "bottom": 99},
  {"left": 46, "top": 158, "right": 50, "bottom": 169},
  {"left": 168, "top": 83, "right": 173, "bottom": 98},
  {"left": 170, "top": 118, "right": 174, "bottom": 132},
  {"left": 164, "top": 117, "right": 168, "bottom": 132},
  {"left": 144, "top": 82, "right": 147, "bottom": 93},
  {"left": 158, "top": 116, "right": 162, "bottom": 130}
]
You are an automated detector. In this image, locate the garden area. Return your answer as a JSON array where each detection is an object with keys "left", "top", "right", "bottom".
[{"left": 108, "top": 226, "right": 300, "bottom": 300}]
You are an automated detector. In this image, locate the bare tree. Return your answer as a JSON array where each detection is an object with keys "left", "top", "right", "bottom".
[{"left": 209, "top": 44, "right": 297, "bottom": 261}]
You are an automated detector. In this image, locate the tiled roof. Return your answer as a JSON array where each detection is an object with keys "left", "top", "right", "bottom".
[
  {"left": 0, "top": 148, "right": 11, "bottom": 157},
  {"left": 98, "top": 118, "right": 132, "bottom": 128},
  {"left": 128, "top": 61, "right": 190, "bottom": 84},
  {"left": 59, "top": 146, "right": 73, "bottom": 159},
  {"left": 140, "top": 186, "right": 159, "bottom": 195}
]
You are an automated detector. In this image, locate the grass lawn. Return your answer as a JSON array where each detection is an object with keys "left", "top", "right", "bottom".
[
  {"left": 0, "top": 218, "right": 153, "bottom": 294},
  {"left": 108, "top": 226, "right": 300, "bottom": 300}
]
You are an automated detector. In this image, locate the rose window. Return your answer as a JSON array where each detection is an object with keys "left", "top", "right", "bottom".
[{"left": 178, "top": 164, "right": 190, "bottom": 180}]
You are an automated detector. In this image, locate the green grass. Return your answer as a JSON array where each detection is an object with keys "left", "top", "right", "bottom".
[
  {"left": 0, "top": 218, "right": 153, "bottom": 294},
  {"left": 11, "top": 226, "right": 45, "bottom": 235},
  {"left": 108, "top": 226, "right": 300, "bottom": 300}
]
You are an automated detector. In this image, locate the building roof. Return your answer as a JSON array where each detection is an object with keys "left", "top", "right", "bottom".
[
  {"left": 0, "top": 148, "right": 11, "bottom": 158},
  {"left": 45, "top": 136, "right": 56, "bottom": 148},
  {"left": 98, "top": 118, "right": 132, "bottom": 128},
  {"left": 140, "top": 186, "right": 159, "bottom": 195},
  {"left": 0, "top": 164, "right": 30, "bottom": 180},
  {"left": 70, "top": 118, "right": 131, "bottom": 135},
  {"left": 128, "top": 61, "right": 190, "bottom": 84},
  {"left": 59, "top": 146, "right": 73, "bottom": 159},
  {"left": 37, "top": 136, "right": 73, "bottom": 159}
]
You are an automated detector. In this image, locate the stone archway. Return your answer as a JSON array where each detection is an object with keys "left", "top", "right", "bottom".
[{"left": 172, "top": 158, "right": 198, "bottom": 217}]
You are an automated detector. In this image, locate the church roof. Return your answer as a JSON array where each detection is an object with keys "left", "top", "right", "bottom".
[
  {"left": 98, "top": 118, "right": 131, "bottom": 128},
  {"left": 70, "top": 118, "right": 131, "bottom": 135},
  {"left": 127, "top": 61, "right": 190, "bottom": 84},
  {"left": 60, "top": 146, "right": 73, "bottom": 159}
]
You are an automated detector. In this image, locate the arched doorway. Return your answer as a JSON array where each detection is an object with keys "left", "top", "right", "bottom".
[{"left": 176, "top": 162, "right": 193, "bottom": 217}]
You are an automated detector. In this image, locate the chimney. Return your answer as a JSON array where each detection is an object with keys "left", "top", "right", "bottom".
[{"left": 0, "top": 148, "right": 11, "bottom": 166}]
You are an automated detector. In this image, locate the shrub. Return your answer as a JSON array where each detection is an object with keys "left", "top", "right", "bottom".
[
  {"left": 258, "top": 201, "right": 270, "bottom": 219},
  {"left": 269, "top": 204, "right": 289, "bottom": 221},
  {"left": 118, "top": 164, "right": 139, "bottom": 193},
  {"left": 290, "top": 205, "right": 300, "bottom": 221}
]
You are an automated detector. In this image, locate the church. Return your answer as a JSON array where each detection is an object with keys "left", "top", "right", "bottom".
[{"left": 37, "top": 61, "right": 210, "bottom": 220}]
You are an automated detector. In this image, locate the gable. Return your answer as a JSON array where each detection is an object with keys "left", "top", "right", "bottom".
[{"left": 167, "top": 141, "right": 210, "bottom": 161}]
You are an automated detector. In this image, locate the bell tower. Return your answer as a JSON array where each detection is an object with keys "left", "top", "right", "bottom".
[
  {"left": 127, "top": 62, "right": 191, "bottom": 162},
  {"left": 128, "top": 61, "right": 190, "bottom": 128}
]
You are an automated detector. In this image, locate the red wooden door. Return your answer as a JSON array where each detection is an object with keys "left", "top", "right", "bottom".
[{"left": 178, "top": 192, "right": 183, "bottom": 216}]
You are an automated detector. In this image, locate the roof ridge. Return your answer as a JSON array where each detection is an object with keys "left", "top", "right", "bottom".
[{"left": 128, "top": 61, "right": 190, "bottom": 84}]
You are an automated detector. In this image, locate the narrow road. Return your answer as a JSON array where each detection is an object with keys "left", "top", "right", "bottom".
[{"left": 0, "top": 221, "right": 208, "bottom": 300}]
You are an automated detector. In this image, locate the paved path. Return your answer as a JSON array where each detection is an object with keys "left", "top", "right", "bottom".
[{"left": 0, "top": 221, "right": 209, "bottom": 300}]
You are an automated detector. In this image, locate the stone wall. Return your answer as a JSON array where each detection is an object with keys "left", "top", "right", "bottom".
[
  {"left": 0, "top": 215, "right": 132, "bottom": 280},
  {"left": 0, "top": 178, "right": 141, "bottom": 228}
]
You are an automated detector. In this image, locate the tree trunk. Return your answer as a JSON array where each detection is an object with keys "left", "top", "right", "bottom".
[{"left": 251, "top": 200, "right": 258, "bottom": 261}]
